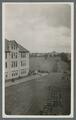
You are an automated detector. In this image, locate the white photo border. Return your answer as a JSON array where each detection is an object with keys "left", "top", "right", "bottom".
[{"left": 2, "top": 2, "right": 74, "bottom": 118}]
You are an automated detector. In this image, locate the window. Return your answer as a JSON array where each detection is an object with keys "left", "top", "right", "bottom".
[
  {"left": 6, "top": 74, "right": 7, "bottom": 78},
  {"left": 16, "top": 72, "right": 17, "bottom": 75},
  {"left": 16, "top": 53, "right": 17, "bottom": 58},
  {"left": 23, "top": 69, "right": 26, "bottom": 74},
  {"left": 24, "top": 53, "right": 26, "bottom": 57},
  {"left": 11, "top": 61, "right": 18, "bottom": 68},
  {"left": 16, "top": 61, "right": 17, "bottom": 67},
  {"left": 11, "top": 45, "right": 13, "bottom": 49},
  {"left": 12, "top": 73, "right": 13, "bottom": 76},
  {"left": 5, "top": 62, "right": 7, "bottom": 68},
  {"left": 12, "top": 70, "right": 18, "bottom": 76},
  {"left": 11, "top": 52, "right": 18, "bottom": 59},
  {"left": 14, "top": 45, "right": 15, "bottom": 49},
  {"left": 5, "top": 72, "right": 8, "bottom": 78},
  {"left": 21, "top": 69, "right": 26, "bottom": 74},
  {"left": 21, "top": 61, "right": 22, "bottom": 66},
  {"left": 14, "top": 73, "right": 15, "bottom": 76},
  {"left": 21, "top": 53, "right": 22, "bottom": 58},
  {"left": 11, "top": 61, "right": 13, "bottom": 68},
  {"left": 12, "top": 72, "right": 15, "bottom": 76},
  {"left": 16, "top": 46, "right": 17, "bottom": 49},
  {"left": 21, "top": 60, "right": 26, "bottom": 66},
  {"left": 14, "top": 53, "right": 15, "bottom": 57},
  {"left": 21, "top": 53, "right": 26, "bottom": 58},
  {"left": 21, "top": 69, "right": 23, "bottom": 74},
  {"left": 16, "top": 70, "right": 18, "bottom": 75},
  {"left": 14, "top": 61, "right": 15, "bottom": 67},
  {"left": 5, "top": 53, "right": 7, "bottom": 59},
  {"left": 11, "top": 53, "right": 13, "bottom": 58}
]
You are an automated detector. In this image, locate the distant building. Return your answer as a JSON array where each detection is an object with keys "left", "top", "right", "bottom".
[
  {"left": 51, "top": 51, "right": 58, "bottom": 56},
  {"left": 5, "top": 39, "right": 29, "bottom": 80}
]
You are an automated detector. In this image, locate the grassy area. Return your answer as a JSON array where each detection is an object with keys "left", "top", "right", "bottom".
[{"left": 29, "top": 56, "right": 69, "bottom": 73}]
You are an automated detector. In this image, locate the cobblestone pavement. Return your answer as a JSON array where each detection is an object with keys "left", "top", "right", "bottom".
[{"left": 40, "top": 86, "right": 69, "bottom": 115}]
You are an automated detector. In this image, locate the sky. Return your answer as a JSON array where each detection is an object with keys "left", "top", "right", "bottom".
[{"left": 5, "top": 3, "right": 71, "bottom": 53}]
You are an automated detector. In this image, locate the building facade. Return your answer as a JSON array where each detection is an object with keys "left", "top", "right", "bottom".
[{"left": 5, "top": 39, "right": 29, "bottom": 80}]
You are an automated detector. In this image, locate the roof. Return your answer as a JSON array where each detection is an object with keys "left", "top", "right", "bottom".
[
  {"left": 5, "top": 39, "right": 29, "bottom": 53},
  {"left": 10, "top": 40, "right": 18, "bottom": 46},
  {"left": 18, "top": 44, "right": 29, "bottom": 53},
  {"left": 5, "top": 39, "right": 9, "bottom": 51}
]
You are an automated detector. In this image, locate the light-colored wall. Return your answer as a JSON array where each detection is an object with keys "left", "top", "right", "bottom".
[
  {"left": 9, "top": 46, "right": 19, "bottom": 79},
  {"left": 5, "top": 52, "right": 10, "bottom": 80},
  {"left": 26, "top": 53, "right": 29, "bottom": 74},
  {"left": 19, "top": 52, "right": 29, "bottom": 77},
  {"left": 5, "top": 42, "right": 29, "bottom": 80}
]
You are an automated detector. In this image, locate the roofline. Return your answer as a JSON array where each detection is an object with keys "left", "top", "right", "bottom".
[{"left": 5, "top": 39, "right": 29, "bottom": 52}]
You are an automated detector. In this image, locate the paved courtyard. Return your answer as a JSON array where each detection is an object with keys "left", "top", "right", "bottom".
[{"left": 5, "top": 72, "right": 71, "bottom": 115}]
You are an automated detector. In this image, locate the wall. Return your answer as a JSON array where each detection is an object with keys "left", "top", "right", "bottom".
[
  {"left": 19, "top": 52, "right": 29, "bottom": 77},
  {"left": 5, "top": 52, "right": 10, "bottom": 80},
  {"left": 9, "top": 46, "right": 19, "bottom": 79},
  {"left": 5, "top": 46, "right": 29, "bottom": 80}
]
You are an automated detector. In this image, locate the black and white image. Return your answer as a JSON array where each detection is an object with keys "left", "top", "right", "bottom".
[{"left": 2, "top": 2, "right": 74, "bottom": 117}]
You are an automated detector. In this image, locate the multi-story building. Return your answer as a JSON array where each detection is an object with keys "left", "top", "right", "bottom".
[{"left": 5, "top": 39, "right": 29, "bottom": 80}]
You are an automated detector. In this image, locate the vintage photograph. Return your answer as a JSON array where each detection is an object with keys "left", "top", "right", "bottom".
[{"left": 2, "top": 2, "right": 74, "bottom": 117}]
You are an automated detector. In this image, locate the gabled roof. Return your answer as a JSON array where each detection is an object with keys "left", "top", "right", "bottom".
[
  {"left": 9, "top": 40, "right": 18, "bottom": 46},
  {"left": 5, "top": 39, "right": 9, "bottom": 51},
  {"left": 18, "top": 44, "right": 29, "bottom": 53},
  {"left": 5, "top": 39, "right": 29, "bottom": 53}
]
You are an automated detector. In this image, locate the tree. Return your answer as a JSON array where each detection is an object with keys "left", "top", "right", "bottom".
[{"left": 59, "top": 53, "right": 68, "bottom": 62}]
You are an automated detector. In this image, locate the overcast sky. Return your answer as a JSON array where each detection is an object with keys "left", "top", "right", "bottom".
[{"left": 5, "top": 3, "right": 71, "bottom": 53}]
